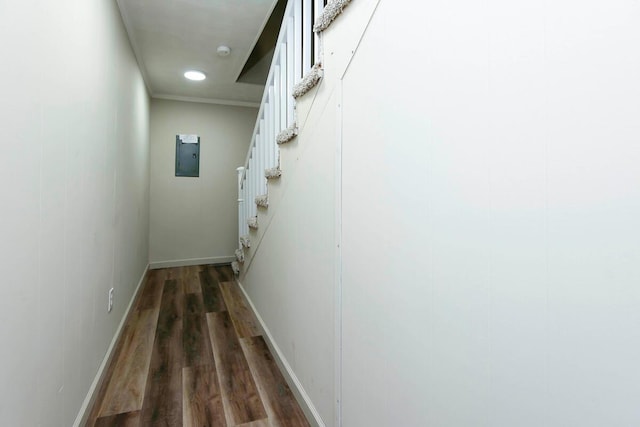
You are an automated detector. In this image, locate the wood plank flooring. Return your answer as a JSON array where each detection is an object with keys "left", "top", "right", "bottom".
[{"left": 86, "top": 265, "right": 309, "bottom": 427}]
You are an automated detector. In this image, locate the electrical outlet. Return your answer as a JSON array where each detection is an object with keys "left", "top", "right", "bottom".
[{"left": 108, "top": 288, "right": 114, "bottom": 312}]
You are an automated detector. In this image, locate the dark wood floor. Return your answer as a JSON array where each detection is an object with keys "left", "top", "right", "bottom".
[{"left": 86, "top": 265, "right": 310, "bottom": 427}]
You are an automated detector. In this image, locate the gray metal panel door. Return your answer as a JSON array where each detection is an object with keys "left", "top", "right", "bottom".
[{"left": 175, "top": 136, "right": 200, "bottom": 177}]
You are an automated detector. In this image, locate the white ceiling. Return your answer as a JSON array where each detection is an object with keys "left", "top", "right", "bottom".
[{"left": 116, "top": 0, "right": 278, "bottom": 107}]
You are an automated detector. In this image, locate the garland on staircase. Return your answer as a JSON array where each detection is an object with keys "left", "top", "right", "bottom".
[
  {"left": 313, "top": 0, "right": 353, "bottom": 33},
  {"left": 276, "top": 124, "right": 299, "bottom": 144},
  {"left": 255, "top": 194, "right": 269, "bottom": 208},
  {"left": 247, "top": 216, "right": 258, "bottom": 230},
  {"left": 292, "top": 63, "right": 323, "bottom": 99},
  {"left": 231, "top": 261, "right": 241, "bottom": 275},
  {"left": 235, "top": 248, "right": 245, "bottom": 263},
  {"left": 265, "top": 167, "right": 282, "bottom": 179}
]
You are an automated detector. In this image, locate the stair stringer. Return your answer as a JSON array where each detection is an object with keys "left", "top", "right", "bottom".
[
  {"left": 239, "top": 0, "right": 380, "bottom": 278},
  {"left": 238, "top": 78, "right": 338, "bottom": 279},
  {"left": 317, "top": 0, "right": 381, "bottom": 83}
]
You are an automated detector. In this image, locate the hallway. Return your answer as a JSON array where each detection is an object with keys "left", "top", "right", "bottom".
[{"left": 86, "top": 265, "right": 309, "bottom": 427}]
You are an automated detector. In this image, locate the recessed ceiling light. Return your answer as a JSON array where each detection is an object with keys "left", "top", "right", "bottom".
[{"left": 184, "top": 70, "right": 206, "bottom": 81}]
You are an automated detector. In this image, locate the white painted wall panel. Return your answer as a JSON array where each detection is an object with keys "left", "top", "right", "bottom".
[
  {"left": 340, "top": 1, "right": 640, "bottom": 426},
  {"left": 0, "top": 1, "right": 150, "bottom": 425},
  {"left": 241, "top": 86, "right": 339, "bottom": 425}
]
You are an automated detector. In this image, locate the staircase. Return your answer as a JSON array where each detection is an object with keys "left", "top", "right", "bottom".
[{"left": 234, "top": 0, "right": 353, "bottom": 276}]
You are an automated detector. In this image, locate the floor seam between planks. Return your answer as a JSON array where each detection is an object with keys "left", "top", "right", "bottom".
[{"left": 87, "top": 264, "right": 310, "bottom": 427}]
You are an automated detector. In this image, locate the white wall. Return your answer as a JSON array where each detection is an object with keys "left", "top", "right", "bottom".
[
  {"left": 149, "top": 99, "right": 257, "bottom": 268},
  {"left": 241, "top": 0, "right": 640, "bottom": 425},
  {"left": 240, "top": 82, "right": 339, "bottom": 425},
  {"left": 339, "top": 0, "right": 640, "bottom": 426},
  {"left": 0, "top": 1, "right": 150, "bottom": 426}
]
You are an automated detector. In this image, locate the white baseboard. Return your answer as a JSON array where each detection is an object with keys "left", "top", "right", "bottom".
[
  {"left": 236, "top": 279, "right": 326, "bottom": 427},
  {"left": 149, "top": 256, "right": 234, "bottom": 269},
  {"left": 73, "top": 263, "right": 150, "bottom": 427}
]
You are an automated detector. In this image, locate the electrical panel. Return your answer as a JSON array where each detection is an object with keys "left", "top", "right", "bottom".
[{"left": 175, "top": 134, "right": 200, "bottom": 177}]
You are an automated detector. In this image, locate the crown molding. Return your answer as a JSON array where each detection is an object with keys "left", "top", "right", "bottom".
[{"left": 152, "top": 94, "right": 260, "bottom": 108}]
